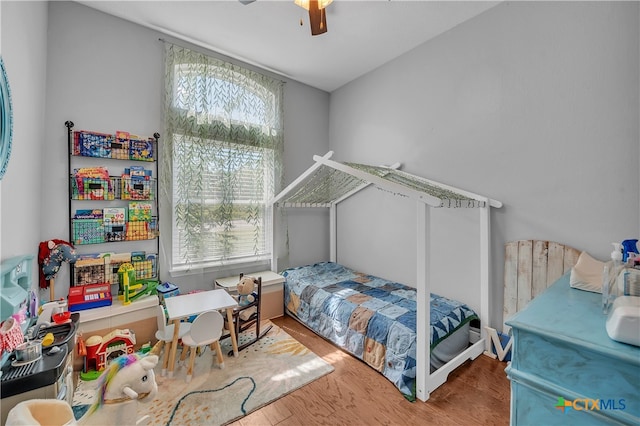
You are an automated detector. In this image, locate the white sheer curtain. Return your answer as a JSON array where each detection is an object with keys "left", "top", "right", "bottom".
[{"left": 161, "top": 43, "right": 284, "bottom": 273}]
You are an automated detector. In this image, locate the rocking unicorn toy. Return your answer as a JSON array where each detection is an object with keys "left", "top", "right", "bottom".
[{"left": 6, "top": 353, "right": 158, "bottom": 426}]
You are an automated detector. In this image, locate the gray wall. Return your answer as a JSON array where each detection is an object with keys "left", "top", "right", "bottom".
[
  {"left": 0, "top": 1, "right": 48, "bottom": 274},
  {"left": 1, "top": 1, "right": 638, "bottom": 331},
  {"left": 329, "top": 1, "right": 639, "bottom": 327},
  {"left": 35, "top": 1, "right": 328, "bottom": 297}
]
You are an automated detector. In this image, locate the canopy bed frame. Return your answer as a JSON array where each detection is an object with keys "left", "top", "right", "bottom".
[{"left": 270, "top": 151, "right": 502, "bottom": 402}]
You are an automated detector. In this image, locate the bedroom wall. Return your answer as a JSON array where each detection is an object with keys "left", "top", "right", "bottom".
[
  {"left": 329, "top": 1, "right": 639, "bottom": 327},
  {"left": 41, "top": 1, "right": 329, "bottom": 296},
  {"left": 0, "top": 2, "right": 48, "bottom": 269}
]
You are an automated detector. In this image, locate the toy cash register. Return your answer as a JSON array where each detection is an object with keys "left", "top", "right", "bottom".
[{"left": 68, "top": 282, "right": 112, "bottom": 311}]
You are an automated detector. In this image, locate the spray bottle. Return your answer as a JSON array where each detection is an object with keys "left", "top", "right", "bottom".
[{"left": 602, "top": 243, "right": 623, "bottom": 314}]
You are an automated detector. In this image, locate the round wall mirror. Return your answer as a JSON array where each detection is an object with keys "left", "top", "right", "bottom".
[{"left": 0, "top": 56, "right": 13, "bottom": 180}]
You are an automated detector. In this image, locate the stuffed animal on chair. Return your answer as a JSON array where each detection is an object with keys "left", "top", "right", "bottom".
[
  {"left": 237, "top": 276, "right": 256, "bottom": 306},
  {"left": 236, "top": 276, "right": 257, "bottom": 321}
]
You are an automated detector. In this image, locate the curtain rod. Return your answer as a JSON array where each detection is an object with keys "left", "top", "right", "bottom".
[{"left": 158, "top": 36, "right": 288, "bottom": 85}]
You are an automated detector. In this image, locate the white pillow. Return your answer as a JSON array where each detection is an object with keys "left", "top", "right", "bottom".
[{"left": 570, "top": 251, "right": 605, "bottom": 293}]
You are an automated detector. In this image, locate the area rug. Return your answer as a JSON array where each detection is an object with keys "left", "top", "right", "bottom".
[{"left": 72, "top": 323, "right": 334, "bottom": 425}]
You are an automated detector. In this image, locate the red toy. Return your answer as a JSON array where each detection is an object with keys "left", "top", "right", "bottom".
[{"left": 81, "top": 328, "right": 136, "bottom": 379}]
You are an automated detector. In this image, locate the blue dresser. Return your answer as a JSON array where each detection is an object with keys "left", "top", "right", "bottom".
[{"left": 505, "top": 273, "right": 640, "bottom": 425}]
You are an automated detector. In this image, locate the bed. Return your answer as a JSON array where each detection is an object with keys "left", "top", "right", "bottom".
[
  {"left": 270, "top": 151, "right": 502, "bottom": 401},
  {"left": 282, "top": 261, "right": 479, "bottom": 401}
]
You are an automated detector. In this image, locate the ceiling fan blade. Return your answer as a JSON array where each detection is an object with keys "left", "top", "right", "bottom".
[
  {"left": 238, "top": 0, "right": 256, "bottom": 5},
  {"left": 308, "top": 1, "right": 328, "bottom": 36}
]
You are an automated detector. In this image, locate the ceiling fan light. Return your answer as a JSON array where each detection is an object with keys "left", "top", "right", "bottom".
[{"left": 294, "top": 0, "right": 333, "bottom": 11}]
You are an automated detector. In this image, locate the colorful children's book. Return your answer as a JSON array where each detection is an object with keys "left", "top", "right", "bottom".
[
  {"left": 103, "top": 207, "right": 126, "bottom": 225},
  {"left": 103, "top": 207, "right": 127, "bottom": 242},
  {"left": 133, "top": 253, "right": 157, "bottom": 280},
  {"left": 73, "top": 167, "right": 112, "bottom": 200},
  {"left": 128, "top": 201, "right": 152, "bottom": 222},
  {"left": 129, "top": 136, "right": 154, "bottom": 161},
  {"left": 74, "top": 209, "right": 103, "bottom": 219},
  {"left": 131, "top": 251, "right": 146, "bottom": 263},
  {"left": 113, "top": 131, "right": 131, "bottom": 160},
  {"left": 76, "top": 131, "right": 114, "bottom": 159},
  {"left": 126, "top": 166, "right": 152, "bottom": 180}
]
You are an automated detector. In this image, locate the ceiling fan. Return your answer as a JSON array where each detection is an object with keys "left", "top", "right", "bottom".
[{"left": 240, "top": 0, "right": 332, "bottom": 36}]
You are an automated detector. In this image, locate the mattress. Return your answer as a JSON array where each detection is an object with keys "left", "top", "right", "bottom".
[{"left": 282, "top": 262, "right": 478, "bottom": 401}]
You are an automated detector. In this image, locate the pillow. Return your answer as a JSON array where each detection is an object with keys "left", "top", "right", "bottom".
[{"left": 570, "top": 251, "right": 604, "bottom": 293}]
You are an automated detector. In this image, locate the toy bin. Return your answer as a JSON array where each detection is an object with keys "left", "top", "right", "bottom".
[
  {"left": 121, "top": 177, "right": 155, "bottom": 200},
  {"left": 104, "top": 222, "right": 126, "bottom": 242},
  {"left": 157, "top": 282, "right": 179, "bottom": 304},
  {"left": 71, "top": 177, "right": 116, "bottom": 200},
  {"left": 132, "top": 254, "right": 157, "bottom": 281},
  {"left": 73, "top": 257, "right": 107, "bottom": 287}
]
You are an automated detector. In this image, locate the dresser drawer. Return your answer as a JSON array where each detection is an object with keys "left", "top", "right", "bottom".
[
  {"left": 512, "top": 328, "right": 639, "bottom": 411},
  {"left": 509, "top": 377, "right": 621, "bottom": 426}
]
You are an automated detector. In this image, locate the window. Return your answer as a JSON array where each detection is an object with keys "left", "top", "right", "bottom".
[{"left": 162, "top": 44, "right": 284, "bottom": 272}]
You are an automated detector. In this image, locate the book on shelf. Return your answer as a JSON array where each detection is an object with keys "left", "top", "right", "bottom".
[
  {"left": 122, "top": 166, "right": 153, "bottom": 200},
  {"left": 128, "top": 201, "right": 152, "bottom": 222},
  {"left": 74, "top": 209, "right": 103, "bottom": 219},
  {"left": 124, "top": 166, "right": 152, "bottom": 180},
  {"left": 129, "top": 136, "right": 154, "bottom": 161},
  {"left": 131, "top": 251, "right": 146, "bottom": 263},
  {"left": 103, "top": 207, "right": 126, "bottom": 225},
  {"left": 112, "top": 131, "right": 131, "bottom": 160}
]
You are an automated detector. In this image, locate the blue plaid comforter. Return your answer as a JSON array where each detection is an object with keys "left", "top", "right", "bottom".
[{"left": 282, "top": 262, "right": 478, "bottom": 401}]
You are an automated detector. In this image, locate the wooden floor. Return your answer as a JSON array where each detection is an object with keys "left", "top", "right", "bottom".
[{"left": 230, "top": 315, "right": 511, "bottom": 426}]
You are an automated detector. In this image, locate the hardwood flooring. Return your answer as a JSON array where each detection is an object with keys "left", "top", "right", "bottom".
[{"left": 230, "top": 316, "right": 511, "bottom": 426}]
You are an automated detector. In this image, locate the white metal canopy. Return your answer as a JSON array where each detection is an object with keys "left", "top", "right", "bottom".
[
  {"left": 272, "top": 151, "right": 502, "bottom": 209},
  {"left": 270, "top": 151, "right": 502, "bottom": 402}
]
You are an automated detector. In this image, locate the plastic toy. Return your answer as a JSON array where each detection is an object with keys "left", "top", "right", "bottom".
[
  {"left": 5, "top": 352, "right": 158, "bottom": 426},
  {"left": 117, "top": 261, "right": 157, "bottom": 305},
  {"left": 621, "top": 239, "right": 639, "bottom": 262},
  {"left": 156, "top": 282, "right": 179, "bottom": 302},
  {"left": 81, "top": 328, "right": 137, "bottom": 380},
  {"left": 128, "top": 280, "right": 158, "bottom": 303},
  {"left": 118, "top": 263, "right": 136, "bottom": 305}
]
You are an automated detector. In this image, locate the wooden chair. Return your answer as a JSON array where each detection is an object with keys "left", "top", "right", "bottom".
[
  {"left": 221, "top": 273, "right": 272, "bottom": 356},
  {"left": 180, "top": 310, "right": 225, "bottom": 382}
]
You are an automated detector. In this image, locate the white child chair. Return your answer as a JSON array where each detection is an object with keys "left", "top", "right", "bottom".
[
  {"left": 180, "top": 310, "right": 225, "bottom": 382},
  {"left": 155, "top": 304, "right": 191, "bottom": 377}
]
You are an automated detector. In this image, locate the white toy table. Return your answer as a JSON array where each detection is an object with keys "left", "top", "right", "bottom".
[{"left": 163, "top": 289, "right": 238, "bottom": 377}]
